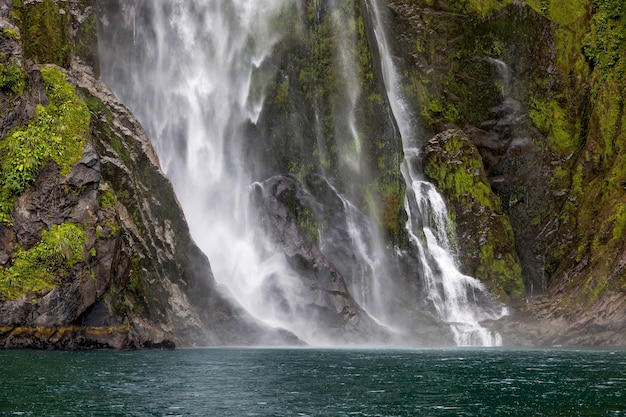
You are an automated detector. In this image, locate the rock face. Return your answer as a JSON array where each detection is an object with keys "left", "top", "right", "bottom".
[
  {"left": 0, "top": 0, "right": 299, "bottom": 348},
  {"left": 389, "top": 0, "right": 626, "bottom": 345},
  {"left": 253, "top": 174, "right": 451, "bottom": 345},
  {"left": 2, "top": 0, "right": 625, "bottom": 348},
  {"left": 422, "top": 129, "right": 526, "bottom": 305},
  {"left": 253, "top": 174, "right": 393, "bottom": 343}
]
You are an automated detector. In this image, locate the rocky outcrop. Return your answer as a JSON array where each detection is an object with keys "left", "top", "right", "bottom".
[
  {"left": 422, "top": 129, "right": 526, "bottom": 304},
  {"left": 0, "top": 0, "right": 299, "bottom": 349},
  {"left": 3, "top": 0, "right": 624, "bottom": 348},
  {"left": 247, "top": 0, "right": 407, "bottom": 246},
  {"left": 252, "top": 174, "right": 393, "bottom": 343}
]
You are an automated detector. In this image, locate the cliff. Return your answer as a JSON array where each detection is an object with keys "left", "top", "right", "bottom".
[
  {"left": 1, "top": 0, "right": 624, "bottom": 348},
  {"left": 390, "top": 0, "right": 626, "bottom": 345},
  {"left": 0, "top": 0, "right": 298, "bottom": 348}
]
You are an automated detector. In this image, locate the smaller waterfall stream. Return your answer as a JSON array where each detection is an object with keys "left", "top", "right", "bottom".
[{"left": 366, "top": 0, "right": 507, "bottom": 346}]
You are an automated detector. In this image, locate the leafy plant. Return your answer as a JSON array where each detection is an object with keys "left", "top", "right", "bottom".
[
  {"left": 0, "top": 66, "right": 90, "bottom": 224},
  {"left": 0, "top": 222, "right": 87, "bottom": 300},
  {"left": 0, "top": 53, "right": 25, "bottom": 94},
  {"left": 98, "top": 188, "right": 116, "bottom": 209}
]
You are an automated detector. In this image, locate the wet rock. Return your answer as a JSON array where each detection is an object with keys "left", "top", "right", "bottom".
[
  {"left": 423, "top": 129, "right": 526, "bottom": 304},
  {"left": 255, "top": 174, "right": 391, "bottom": 343}
]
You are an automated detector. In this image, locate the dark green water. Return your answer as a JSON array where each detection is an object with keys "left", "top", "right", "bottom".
[{"left": 1, "top": 348, "right": 624, "bottom": 416}]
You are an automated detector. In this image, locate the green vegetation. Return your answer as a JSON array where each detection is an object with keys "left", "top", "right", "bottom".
[
  {"left": 73, "top": 12, "right": 98, "bottom": 68},
  {"left": 529, "top": 97, "right": 581, "bottom": 156},
  {"left": 0, "top": 53, "right": 25, "bottom": 94},
  {"left": 531, "top": 0, "right": 626, "bottom": 308},
  {"left": 2, "top": 27, "right": 19, "bottom": 40},
  {"left": 296, "top": 206, "right": 323, "bottom": 244},
  {"left": 0, "top": 66, "right": 90, "bottom": 223},
  {"left": 423, "top": 134, "right": 498, "bottom": 211},
  {"left": 98, "top": 188, "right": 116, "bottom": 209},
  {"left": 583, "top": 0, "right": 625, "bottom": 74},
  {"left": 476, "top": 228, "right": 526, "bottom": 303},
  {"left": 455, "top": 0, "right": 512, "bottom": 17},
  {"left": 12, "top": 0, "right": 72, "bottom": 67},
  {"left": 259, "top": 0, "right": 406, "bottom": 244},
  {"left": 0, "top": 222, "right": 87, "bottom": 300},
  {"left": 127, "top": 255, "right": 144, "bottom": 295},
  {"left": 407, "top": 5, "right": 530, "bottom": 130}
]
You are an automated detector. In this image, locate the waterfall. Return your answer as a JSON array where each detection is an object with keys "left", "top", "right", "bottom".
[
  {"left": 98, "top": 0, "right": 330, "bottom": 341},
  {"left": 365, "top": 0, "right": 507, "bottom": 346},
  {"left": 97, "top": 0, "right": 507, "bottom": 346}
]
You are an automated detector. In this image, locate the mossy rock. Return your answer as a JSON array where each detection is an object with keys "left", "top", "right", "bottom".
[
  {"left": 12, "top": 0, "right": 72, "bottom": 67},
  {"left": 249, "top": 0, "right": 406, "bottom": 245},
  {"left": 0, "top": 66, "right": 89, "bottom": 224},
  {"left": 10, "top": 0, "right": 98, "bottom": 72},
  {"left": 423, "top": 129, "right": 526, "bottom": 304},
  {"left": 0, "top": 222, "right": 87, "bottom": 301}
]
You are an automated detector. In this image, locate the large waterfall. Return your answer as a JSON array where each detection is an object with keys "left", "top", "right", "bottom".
[{"left": 97, "top": 0, "right": 506, "bottom": 346}]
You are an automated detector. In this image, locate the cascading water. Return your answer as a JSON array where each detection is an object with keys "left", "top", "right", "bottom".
[
  {"left": 98, "top": 0, "right": 331, "bottom": 342},
  {"left": 97, "top": 0, "right": 507, "bottom": 346},
  {"left": 365, "top": 0, "right": 507, "bottom": 346}
]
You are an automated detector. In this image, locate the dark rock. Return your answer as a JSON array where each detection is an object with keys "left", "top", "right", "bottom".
[
  {"left": 141, "top": 339, "right": 175, "bottom": 350},
  {"left": 256, "top": 174, "right": 391, "bottom": 343},
  {"left": 0, "top": 223, "right": 15, "bottom": 266}
]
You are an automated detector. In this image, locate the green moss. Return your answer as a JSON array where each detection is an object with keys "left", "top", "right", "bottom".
[
  {"left": 273, "top": 77, "right": 289, "bottom": 111},
  {"left": 543, "top": 0, "right": 626, "bottom": 310},
  {"left": 477, "top": 239, "right": 526, "bottom": 302},
  {"left": 127, "top": 255, "right": 144, "bottom": 295},
  {"left": 421, "top": 96, "right": 461, "bottom": 127},
  {"left": 612, "top": 205, "right": 626, "bottom": 239},
  {"left": 259, "top": 0, "right": 405, "bottom": 243},
  {"left": 73, "top": 12, "right": 98, "bottom": 69},
  {"left": 0, "top": 53, "right": 25, "bottom": 95},
  {"left": 529, "top": 97, "right": 581, "bottom": 156},
  {"left": 455, "top": 0, "right": 512, "bottom": 17},
  {"left": 408, "top": 10, "right": 518, "bottom": 130},
  {"left": 12, "top": 0, "right": 72, "bottom": 67},
  {"left": 0, "top": 223, "right": 87, "bottom": 300},
  {"left": 583, "top": 0, "right": 625, "bottom": 74},
  {"left": 297, "top": 206, "right": 322, "bottom": 243},
  {"left": 2, "top": 27, "right": 20, "bottom": 41},
  {"left": 526, "top": 0, "right": 587, "bottom": 25},
  {"left": 0, "top": 67, "right": 90, "bottom": 224},
  {"left": 424, "top": 135, "right": 498, "bottom": 211},
  {"left": 98, "top": 188, "right": 116, "bottom": 209},
  {"left": 593, "top": 83, "right": 623, "bottom": 169}
]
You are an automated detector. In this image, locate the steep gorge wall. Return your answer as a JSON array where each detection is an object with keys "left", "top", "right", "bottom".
[
  {"left": 0, "top": 0, "right": 624, "bottom": 347},
  {"left": 390, "top": 0, "right": 626, "bottom": 344}
]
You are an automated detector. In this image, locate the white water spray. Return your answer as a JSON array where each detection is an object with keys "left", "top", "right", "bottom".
[
  {"left": 365, "top": 0, "right": 507, "bottom": 346},
  {"left": 98, "top": 0, "right": 508, "bottom": 346},
  {"left": 99, "top": 0, "right": 342, "bottom": 343}
]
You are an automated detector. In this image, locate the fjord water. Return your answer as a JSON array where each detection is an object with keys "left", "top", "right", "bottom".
[
  {"left": 97, "top": 0, "right": 505, "bottom": 345},
  {"left": 1, "top": 348, "right": 625, "bottom": 416}
]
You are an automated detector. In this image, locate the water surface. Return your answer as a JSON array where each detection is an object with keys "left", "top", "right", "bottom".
[{"left": 1, "top": 348, "right": 624, "bottom": 416}]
